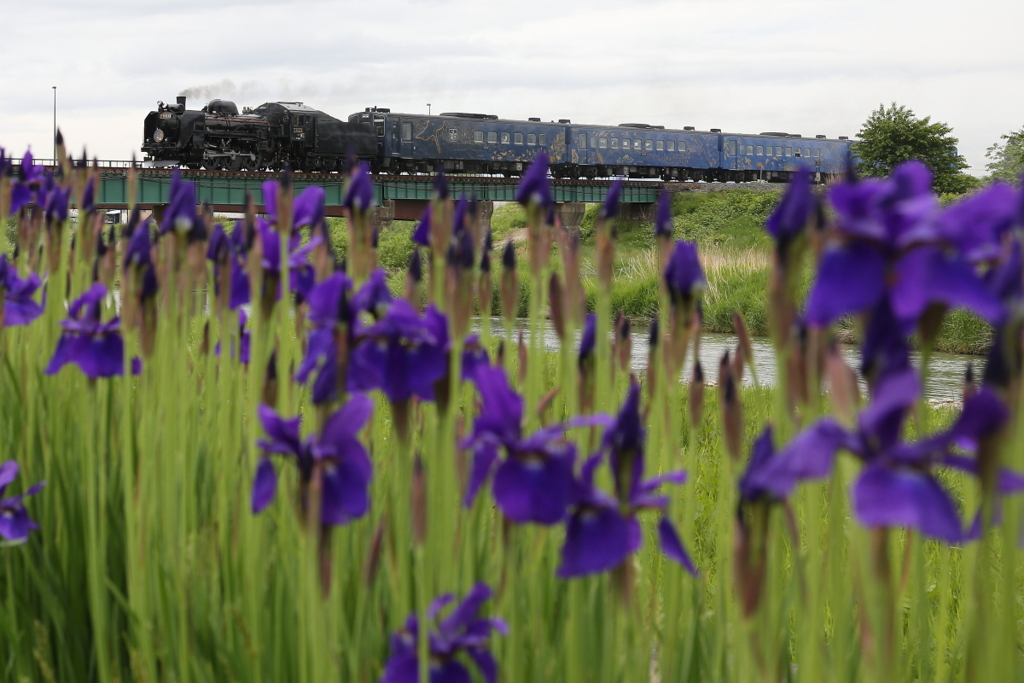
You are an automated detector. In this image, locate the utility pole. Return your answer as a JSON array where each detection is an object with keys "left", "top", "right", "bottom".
[
  {"left": 427, "top": 103, "right": 431, "bottom": 116},
  {"left": 52, "top": 86, "right": 56, "bottom": 163}
]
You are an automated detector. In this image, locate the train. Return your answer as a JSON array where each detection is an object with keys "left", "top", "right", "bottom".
[{"left": 143, "top": 97, "right": 853, "bottom": 182}]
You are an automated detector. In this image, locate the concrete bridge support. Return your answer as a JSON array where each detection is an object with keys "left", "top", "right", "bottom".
[
  {"left": 373, "top": 199, "right": 395, "bottom": 232},
  {"left": 557, "top": 202, "right": 587, "bottom": 238},
  {"left": 477, "top": 200, "right": 494, "bottom": 238}
]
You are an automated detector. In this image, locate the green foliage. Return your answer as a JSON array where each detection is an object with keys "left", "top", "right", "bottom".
[
  {"left": 985, "top": 125, "right": 1024, "bottom": 183},
  {"left": 671, "top": 190, "right": 779, "bottom": 248},
  {"left": 327, "top": 217, "right": 348, "bottom": 258},
  {"left": 489, "top": 203, "right": 528, "bottom": 242},
  {"left": 852, "top": 102, "right": 973, "bottom": 194},
  {"left": 377, "top": 221, "right": 417, "bottom": 272}
]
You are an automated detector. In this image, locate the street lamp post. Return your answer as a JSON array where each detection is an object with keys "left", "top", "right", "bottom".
[
  {"left": 427, "top": 103, "right": 431, "bottom": 116},
  {"left": 52, "top": 86, "right": 56, "bottom": 164}
]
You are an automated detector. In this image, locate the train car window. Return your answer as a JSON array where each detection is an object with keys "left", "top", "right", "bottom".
[
  {"left": 633, "top": 139, "right": 641, "bottom": 150},
  {"left": 501, "top": 132, "right": 510, "bottom": 144},
  {"left": 747, "top": 145, "right": 754, "bottom": 155},
  {"left": 488, "top": 131, "right": 498, "bottom": 144},
  {"left": 726, "top": 141, "right": 736, "bottom": 155},
  {"left": 598, "top": 138, "right": 607, "bottom": 149},
  {"left": 474, "top": 130, "right": 484, "bottom": 143},
  {"left": 403, "top": 123, "right": 413, "bottom": 141},
  {"left": 805, "top": 148, "right": 811, "bottom": 158},
  {"left": 785, "top": 148, "right": 793, "bottom": 157},
  {"left": 579, "top": 133, "right": 587, "bottom": 148},
  {"left": 645, "top": 139, "right": 653, "bottom": 151},
  {"left": 679, "top": 141, "right": 686, "bottom": 152},
  {"left": 667, "top": 141, "right": 675, "bottom": 151},
  {"left": 756, "top": 145, "right": 764, "bottom": 156},
  {"left": 813, "top": 148, "right": 820, "bottom": 157},
  {"left": 539, "top": 134, "right": 546, "bottom": 146},
  {"left": 514, "top": 133, "right": 523, "bottom": 145},
  {"left": 656, "top": 140, "right": 664, "bottom": 151},
  {"left": 777, "top": 147, "right": 784, "bottom": 155},
  {"left": 527, "top": 134, "right": 536, "bottom": 145},
  {"left": 611, "top": 138, "right": 619, "bottom": 149}
]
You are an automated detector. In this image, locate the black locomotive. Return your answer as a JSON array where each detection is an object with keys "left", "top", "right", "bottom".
[{"left": 142, "top": 96, "right": 376, "bottom": 172}]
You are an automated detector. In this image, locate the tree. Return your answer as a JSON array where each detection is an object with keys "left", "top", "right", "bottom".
[
  {"left": 985, "top": 125, "right": 1024, "bottom": 182},
  {"left": 852, "top": 103, "right": 973, "bottom": 194}
]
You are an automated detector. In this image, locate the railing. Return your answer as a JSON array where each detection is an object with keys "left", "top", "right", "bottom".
[{"left": 6, "top": 158, "right": 141, "bottom": 170}]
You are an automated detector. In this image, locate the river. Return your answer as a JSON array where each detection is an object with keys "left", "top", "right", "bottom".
[{"left": 477, "top": 318, "right": 977, "bottom": 404}]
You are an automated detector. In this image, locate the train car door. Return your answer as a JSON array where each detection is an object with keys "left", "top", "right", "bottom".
[
  {"left": 723, "top": 137, "right": 739, "bottom": 171},
  {"left": 396, "top": 119, "right": 413, "bottom": 158},
  {"left": 372, "top": 113, "right": 386, "bottom": 157}
]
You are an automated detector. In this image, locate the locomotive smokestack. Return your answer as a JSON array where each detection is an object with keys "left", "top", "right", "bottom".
[{"left": 177, "top": 96, "right": 186, "bottom": 108}]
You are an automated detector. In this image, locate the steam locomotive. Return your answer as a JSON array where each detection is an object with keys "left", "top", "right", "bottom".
[
  {"left": 142, "top": 96, "right": 376, "bottom": 172},
  {"left": 143, "top": 97, "right": 853, "bottom": 182}
]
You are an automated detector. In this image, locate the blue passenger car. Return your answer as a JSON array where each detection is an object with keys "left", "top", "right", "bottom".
[
  {"left": 349, "top": 106, "right": 853, "bottom": 183},
  {"left": 348, "top": 108, "right": 567, "bottom": 175},
  {"left": 565, "top": 123, "right": 720, "bottom": 180},
  {"left": 721, "top": 133, "right": 851, "bottom": 182}
]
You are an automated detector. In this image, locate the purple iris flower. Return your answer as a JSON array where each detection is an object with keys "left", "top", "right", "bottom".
[
  {"left": 664, "top": 240, "right": 705, "bottom": 306},
  {"left": 578, "top": 313, "right": 596, "bottom": 365},
  {"left": 600, "top": 179, "right": 624, "bottom": 219},
  {"left": 381, "top": 582, "right": 507, "bottom": 683},
  {"left": 45, "top": 283, "right": 138, "bottom": 378},
  {"left": 515, "top": 151, "right": 552, "bottom": 209},
  {"left": 44, "top": 183, "right": 70, "bottom": 224},
  {"left": 295, "top": 273, "right": 355, "bottom": 405},
  {"left": 124, "top": 216, "right": 153, "bottom": 269},
  {"left": 251, "top": 395, "right": 373, "bottom": 526},
  {"left": 348, "top": 300, "right": 449, "bottom": 404},
  {"left": 461, "top": 334, "right": 490, "bottom": 381},
  {"left": 462, "top": 364, "right": 606, "bottom": 525},
  {"left": 738, "top": 427, "right": 784, "bottom": 502},
  {"left": 9, "top": 151, "right": 44, "bottom": 215},
  {"left": 654, "top": 189, "right": 673, "bottom": 238},
  {"left": 558, "top": 383, "right": 696, "bottom": 577},
  {"left": 293, "top": 185, "right": 326, "bottom": 229},
  {"left": 764, "top": 165, "right": 813, "bottom": 247},
  {"left": 807, "top": 160, "right": 1002, "bottom": 329},
  {"left": 0, "top": 460, "right": 45, "bottom": 543},
  {"left": 933, "top": 182, "right": 1018, "bottom": 263},
  {"left": 351, "top": 268, "right": 394, "bottom": 318},
  {"left": 452, "top": 195, "right": 470, "bottom": 236},
  {"left": 162, "top": 169, "right": 197, "bottom": 234},
  {"left": 0, "top": 255, "right": 44, "bottom": 327},
  {"left": 258, "top": 219, "right": 320, "bottom": 301},
  {"left": 81, "top": 177, "right": 96, "bottom": 214},
  {"left": 412, "top": 204, "right": 432, "bottom": 247},
  {"left": 343, "top": 162, "right": 374, "bottom": 212},
  {"left": 751, "top": 370, "right": 1023, "bottom": 542}
]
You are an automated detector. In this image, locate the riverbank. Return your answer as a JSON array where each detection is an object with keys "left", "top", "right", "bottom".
[{"left": 326, "top": 187, "right": 992, "bottom": 356}]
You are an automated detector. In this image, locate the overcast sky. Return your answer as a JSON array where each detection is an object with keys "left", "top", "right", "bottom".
[{"left": 2, "top": 0, "right": 1021, "bottom": 175}]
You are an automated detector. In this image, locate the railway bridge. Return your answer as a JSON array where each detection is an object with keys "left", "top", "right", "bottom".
[{"left": 26, "top": 161, "right": 665, "bottom": 234}]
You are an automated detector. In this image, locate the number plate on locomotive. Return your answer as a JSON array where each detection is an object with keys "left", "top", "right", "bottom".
[{"left": 160, "top": 112, "right": 173, "bottom": 120}]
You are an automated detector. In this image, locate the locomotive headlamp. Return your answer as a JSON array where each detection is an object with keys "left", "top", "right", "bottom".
[{"left": 153, "top": 129, "right": 165, "bottom": 143}]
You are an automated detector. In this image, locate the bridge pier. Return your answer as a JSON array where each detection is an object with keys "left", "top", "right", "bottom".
[
  {"left": 557, "top": 202, "right": 587, "bottom": 238},
  {"left": 373, "top": 199, "right": 395, "bottom": 232},
  {"left": 477, "top": 200, "right": 494, "bottom": 238}
]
